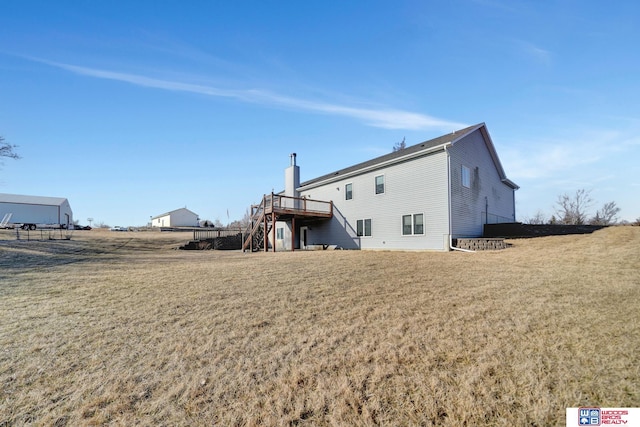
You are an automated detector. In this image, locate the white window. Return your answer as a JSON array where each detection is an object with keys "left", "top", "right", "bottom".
[
  {"left": 375, "top": 175, "right": 385, "bottom": 194},
  {"left": 402, "top": 213, "right": 425, "bottom": 236},
  {"left": 356, "top": 218, "right": 372, "bottom": 237},
  {"left": 413, "top": 213, "right": 424, "bottom": 234},
  {"left": 462, "top": 165, "right": 471, "bottom": 188},
  {"left": 345, "top": 183, "right": 353, "bottom": 200},
  {"left": 276, "top": 227, "right": 284, "bottom": 240}
]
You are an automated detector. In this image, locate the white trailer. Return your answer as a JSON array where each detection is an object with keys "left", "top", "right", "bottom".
[{"left": 0, "top": 193, "right": 73, "bottom": 230}]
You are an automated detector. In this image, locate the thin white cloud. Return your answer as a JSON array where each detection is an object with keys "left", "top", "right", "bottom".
[
  {"left": 501, "top": 126, "right": 639, "bottom": 182},
  {"left": 501, "top": 138, "right": 601, "bottom": 181},
  {"left": 514, "top": 40, "right": 552, "bottom": 64},
  {"left": 38, "top": 59, "right": 466, "bottom": 131}
]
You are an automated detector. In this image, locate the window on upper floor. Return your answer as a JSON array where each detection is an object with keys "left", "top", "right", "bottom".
[
  {"left": 375, "top": 175, "right": 385, "bottom": 194},
  {"left": 462, "top": 165, "right": 471, "bottom": 188},
  {"left": 345, "top": 183, "right": 353, "bottom": 200}
]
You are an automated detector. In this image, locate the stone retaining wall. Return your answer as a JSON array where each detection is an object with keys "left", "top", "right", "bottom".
[{"left": 453, "top": 238, "right": 506, "bottom": 251}]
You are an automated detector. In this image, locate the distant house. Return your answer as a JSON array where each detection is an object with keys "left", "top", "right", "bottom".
[
  {"left": 151, "top": 208, "right": 199, "bottom": 228},
  {"left": 0, "top": 193, "right": 73, "bottom": 229},
  {"left": 245, "top": 123, "right": 518, "bottom": 251}
]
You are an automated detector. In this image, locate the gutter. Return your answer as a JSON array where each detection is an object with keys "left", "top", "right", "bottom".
[{"left": 445, "top": 144, "right": 474, "bottom": 253}]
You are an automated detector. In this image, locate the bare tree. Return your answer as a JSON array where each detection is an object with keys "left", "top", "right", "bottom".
[
  {"left": 554, "top": 189, "right": 593, "bottom": 225},
  {"left": 525, "top": 210, "right": 547, "bottom": 224},
  {"left": 392, "top": 137, "right": 406, "bottom": 152},
  {"left": 0, "top": 136, "right": 20, "bottom": 163},
  {"left": 228, "top": 209, "right": 252, "bottom": 230},
  {"left": 590, "top": 201, "right": 621, "bottom": 225}
]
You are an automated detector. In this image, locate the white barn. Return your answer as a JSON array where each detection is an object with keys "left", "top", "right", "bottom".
[
  {"left": 151, "top": 208, "right": 199, "bottom": 228},
  {"left": 0, "top": 193, "right": 73, "bottom": 229},
  {"left": 247, "top": 123, "right": 518, "bottom": 251}
]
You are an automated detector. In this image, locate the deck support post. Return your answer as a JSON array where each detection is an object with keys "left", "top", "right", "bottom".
[
  {"left": 272, "top": 214, "right": 277, "bottom": 253},
  {"left": 263, "top": 211, "right": 268, "bottom": 252}
]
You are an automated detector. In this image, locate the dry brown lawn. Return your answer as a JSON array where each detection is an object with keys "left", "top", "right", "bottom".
[{"left": 0, "top": 227, "right": 638, "bottom": 426}]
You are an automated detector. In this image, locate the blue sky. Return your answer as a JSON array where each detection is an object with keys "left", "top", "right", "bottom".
[{"left": 1, "top": 0, "right": 639, "bottom": 226}]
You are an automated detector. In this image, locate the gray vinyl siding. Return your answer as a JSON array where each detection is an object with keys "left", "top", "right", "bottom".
[
  {"left": 448, "top": 130, "right": 516, "bottom": 237},
  {"left": 299, "top": 150, "right": 450, "bottom": 251}
]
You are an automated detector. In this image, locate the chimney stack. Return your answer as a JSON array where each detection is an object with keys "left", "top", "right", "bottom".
[{"left": 285, "top": 153, "right": 300, "bottom": 198}]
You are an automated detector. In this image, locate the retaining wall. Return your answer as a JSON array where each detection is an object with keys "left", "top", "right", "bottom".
[
  {"left": 179, "top": 234, "right": 242, "bottom": 250},
  {"left": 484, "top": 223, "right": 606, "bottom": 238},
  {"left": 453, "top": 238, "right": 507, "bottom": 251}
]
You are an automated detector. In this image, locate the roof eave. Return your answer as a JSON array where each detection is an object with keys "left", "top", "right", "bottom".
[
  {"left": 502, "top": 178, "right": 520, "bottom": 190},
  {"left": 299, "top": 142, "right": 451, "bottom": 191}
]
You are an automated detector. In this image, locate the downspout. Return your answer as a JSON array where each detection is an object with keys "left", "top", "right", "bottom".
[
  {"left": 445, "top": 145, "right": 475, "bottom": 253},
  {"left": 485, "top": 196, "right": 488, "bottom": 226}
]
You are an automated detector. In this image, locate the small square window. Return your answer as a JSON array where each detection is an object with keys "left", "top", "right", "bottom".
[
  {"left": 375, "top": 175, "right": 385, "bottom": 194},
  {"left": 345, "top": 183, "right": 353, "bottom": 200}
]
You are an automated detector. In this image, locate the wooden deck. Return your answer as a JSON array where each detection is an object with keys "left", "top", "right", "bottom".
[
  {"left": 242, "top": 193, "right": 333, "bottom": 252},
  {"left": 264, "top": 193, "right": 333, "bottom": 220}
]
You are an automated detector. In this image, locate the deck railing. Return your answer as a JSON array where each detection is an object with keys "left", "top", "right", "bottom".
[
  {"left": 193, "top": 228, "right": 243, "bottom": 241},
  {"left": 264, "top": 193, "right": 333, "bottom": 216}
]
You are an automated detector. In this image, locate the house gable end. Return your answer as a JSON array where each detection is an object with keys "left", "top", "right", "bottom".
[{"left": 449, "top": 124, "right": 518, "bottom": 190}]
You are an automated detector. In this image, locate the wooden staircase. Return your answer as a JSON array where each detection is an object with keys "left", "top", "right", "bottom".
[
  {"left": 242, "top": 193, "right": 334, "bottom": 252},
  {"left": 242, "top": 197, "right": 272, "bottom": 252}
]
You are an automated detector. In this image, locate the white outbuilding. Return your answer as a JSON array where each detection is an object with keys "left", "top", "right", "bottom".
[
  {"left": 0, "top": 193, "right": 73, "bottom": 229},
  {"left": 151, "top": 208, "right": 199, "bottom": 228}
]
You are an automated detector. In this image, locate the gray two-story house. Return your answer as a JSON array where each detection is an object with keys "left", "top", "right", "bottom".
[{"left": 246, "top": 123, "right": 518, "bottom": 251}]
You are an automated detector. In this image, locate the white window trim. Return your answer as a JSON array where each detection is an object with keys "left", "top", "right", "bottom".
[
  {"left": 401, "top": 213, "right": 425, "bottom": 236},
  {"left": 375, "top": 174, "right": 385, "bottom": 195},
  {"left": 462, "top": 165, "right": 471, "bottom": 188},
  {"left": 345, "top": 182, "right": 353, "bottom": 201},
  {"left": 356, "top": 218, "right": 372, "bottom": 237}
]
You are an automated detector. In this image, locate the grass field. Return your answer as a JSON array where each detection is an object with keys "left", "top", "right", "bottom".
[{"left": 1, "top": 227, "right": 638, "bottom": 426}]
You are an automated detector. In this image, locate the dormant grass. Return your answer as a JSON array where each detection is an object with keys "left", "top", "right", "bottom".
[{"left": 1, "top": 227, "right": 638, "bottom": 426}]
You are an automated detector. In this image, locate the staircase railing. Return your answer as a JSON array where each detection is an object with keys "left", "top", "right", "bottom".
[{"left": 242, "top": 198, "right": 266, "bottom": 251}]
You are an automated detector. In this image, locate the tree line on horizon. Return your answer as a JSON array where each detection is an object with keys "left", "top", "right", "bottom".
[{"left": 522, "top": 188, "right": 639, "bottom": 226}]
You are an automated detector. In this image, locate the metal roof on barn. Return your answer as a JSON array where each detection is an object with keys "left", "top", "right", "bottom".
[
  {"left": 151, "top": 207, "right": 199, "bottom": 220},
  {"left": 0, "top": 193, "right": 69, "bottom": 206}
]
